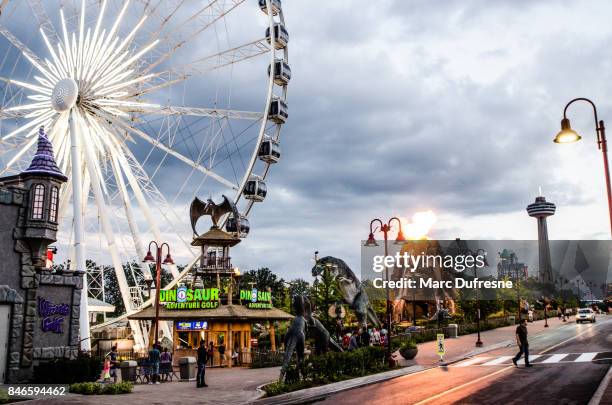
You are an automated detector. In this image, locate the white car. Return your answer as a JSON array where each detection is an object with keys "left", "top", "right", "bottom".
[{"left": 576, "top": 308, "right": 596, "bottom": 323}]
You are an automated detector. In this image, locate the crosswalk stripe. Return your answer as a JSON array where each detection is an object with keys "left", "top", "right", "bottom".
[
  {"left": 541, "top": 354, "right": 568, "bottom": 363},
  {"left": 481, "top": 356, "right": 514, "bottom": 365},
  {"left": 518, "top": 354, "right": 541, "bottom": 364},
  {"left": 455, "top": 357, "right": 491, "bottom": 367},
  {"left": 574, "top": 352, "right": 598, "bottom": 362}
]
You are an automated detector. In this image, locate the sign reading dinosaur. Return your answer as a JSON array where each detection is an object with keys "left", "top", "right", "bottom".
[
  {"left": 160, "top": 286, "right": 220, "bottom": 309},
  {"left": 240, "top": 289, "right": 273, "bottom": 309}
]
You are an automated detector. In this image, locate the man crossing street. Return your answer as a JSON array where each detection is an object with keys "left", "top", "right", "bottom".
[{"left": 512, "top": 318, "right": 532, "bottom": 368}]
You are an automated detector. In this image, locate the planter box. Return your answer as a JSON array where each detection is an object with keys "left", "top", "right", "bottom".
[{"left": 399, "top": 348, "right": 418, "bottom": 360}]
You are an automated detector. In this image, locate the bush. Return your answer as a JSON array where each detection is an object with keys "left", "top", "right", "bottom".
[
  {"left": 265, "top": 346, "right": 388, "bottom": 397},
  {"left": 69, "top": 381, "right": 133, "bottom": 395},
  {"left": 34, "top": 356, "right": 101, "bottom": 384},
  {"left": 398, "top": 341, "right": 418, "bottom": 360}
]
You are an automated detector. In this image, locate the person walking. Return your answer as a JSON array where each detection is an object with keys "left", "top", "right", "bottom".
[
  {"left": 207, "top": 342, "right": 214, "bottom": 366},
  {"left": 348, "top": 330, "right": 360, "bottom": 351},
  {"left": 148, "top": 342, "right": 161, "bottom": 384},
  {"left": 102, "top": 355, "right": 111, "bottom": 383},
  {"left": 160, "top": 347, "right": 172, "bottom": 381},
  {"left": 218, "top": 342, "right": 226, "bottom": 367},
  {"left": 373, "top": 328, "right": 381, "bottom": 346},
  {"left": 360, "top": 327, "right": 371, "bottom": 347},
  {"left": 196, "top": 340, "right": 209, "bottom": 387},
  {"left": 107, "top": 345, "right": 119, "bottom": 383},
  {"left": 512, "top": 318, "right": 532, "bottom": 368}
]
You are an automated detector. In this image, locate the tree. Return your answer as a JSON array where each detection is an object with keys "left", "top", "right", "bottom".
[
  {"left": 241, "top": 267, "right": 286, "bottom": 307},
  {"left": 288, "top": 278, "right": 310, "bottom": 297},
  {"left": 311, "top": 265, "right": 343, "bottom": 332}
]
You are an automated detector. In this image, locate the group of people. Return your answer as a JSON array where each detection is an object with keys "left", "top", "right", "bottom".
[
  {"left": 557, "top": 306, "right": 571, "bottom": 322},
  {"left": 146, "top": 342, "right": 173, "bottom": 384},
  {"left": 343, "top": 327, "right": 387, "bottom": 351}
]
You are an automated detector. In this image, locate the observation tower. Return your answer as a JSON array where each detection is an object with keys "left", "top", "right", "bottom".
[{"left": 527, "top": 195, "right": 556, "bottom": 284}]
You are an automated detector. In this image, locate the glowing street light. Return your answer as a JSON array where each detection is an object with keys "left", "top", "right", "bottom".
[{"left": 554, "top": 98, "right": 612, "bottom": 237}]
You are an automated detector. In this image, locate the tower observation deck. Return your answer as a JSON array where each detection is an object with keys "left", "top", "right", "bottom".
[{"left": 527, "top": 196, "right": 556, "bottom": 284}]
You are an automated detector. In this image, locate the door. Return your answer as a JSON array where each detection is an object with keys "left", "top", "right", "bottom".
[{"left": 0, "top": 305, "right": 11, "bottom": 383}]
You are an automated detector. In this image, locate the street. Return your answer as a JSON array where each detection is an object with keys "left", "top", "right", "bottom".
[{"left": 317, "top": 316, "right": 612, "bottom": 405}]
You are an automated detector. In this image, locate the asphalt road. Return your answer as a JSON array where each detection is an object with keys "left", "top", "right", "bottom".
[{"left": 317, "top": 316, "right": 612, "bottom": 405}]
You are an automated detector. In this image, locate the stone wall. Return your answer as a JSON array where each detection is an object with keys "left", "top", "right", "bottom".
[{"left": 0, "top": 181, "right": 82, "bottom": 383}]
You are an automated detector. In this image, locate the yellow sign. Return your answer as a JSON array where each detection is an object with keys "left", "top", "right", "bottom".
[{"left": 436, "top": 333, "right": 445, "bottom": 357}]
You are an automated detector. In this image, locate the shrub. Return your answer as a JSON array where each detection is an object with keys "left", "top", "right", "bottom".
[
  {"left": 264, "top": 346, "right": 388, "bottom": 397},
  {"left": 34, "top": 356, "right": 101, "bottom": 384},
  {"left": 69, "top": 381, "right": 133, "bottom": 395},
  {"left": 398, "top": 341, "right": 418, "bottom": 360}
]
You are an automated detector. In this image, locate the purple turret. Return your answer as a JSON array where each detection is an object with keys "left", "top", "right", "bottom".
[{"left": 22, "top": 126, "right": 67, "bottom": 181}]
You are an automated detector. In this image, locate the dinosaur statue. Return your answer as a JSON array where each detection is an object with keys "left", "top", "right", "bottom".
[
  {"left": 312, "top": 256, "right": 381, "bottom": 328},
  {"left": 303, "top": 298, "right": 343, "bottom": 355},
  {"left": 280, "top": 295, "right": 307, "bottom": 382},
  {"left": 280, "top": 295, "right": 342, "bottom": 382}
]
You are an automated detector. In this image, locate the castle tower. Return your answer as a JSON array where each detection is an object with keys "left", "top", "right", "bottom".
[{"left": 527, "top": 195, "right": 556, "bottom": 284}]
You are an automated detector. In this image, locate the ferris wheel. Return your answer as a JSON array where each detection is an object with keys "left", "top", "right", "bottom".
[{"left": 0, "top": 0, "right": 289, "bottom": 350}]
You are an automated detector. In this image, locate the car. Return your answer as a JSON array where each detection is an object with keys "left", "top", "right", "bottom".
[{"left": 576, "top": 308, "right": 596, "bottom": 323}]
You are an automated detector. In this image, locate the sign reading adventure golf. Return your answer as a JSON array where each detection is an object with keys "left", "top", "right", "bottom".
[
  {"left": 160, "top": 286, "right": 219, "bottom": 309},
  {"left": 240, "top": 288, "right": 272, "bottom": 309}
]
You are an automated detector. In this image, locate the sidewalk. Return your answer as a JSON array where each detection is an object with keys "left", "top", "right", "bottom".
[
  {"left": 403, "top": 315, "right": 569, "bottom": 367},
  {"left": 22, "top": 366, "right": 280, "bottom": 405}
]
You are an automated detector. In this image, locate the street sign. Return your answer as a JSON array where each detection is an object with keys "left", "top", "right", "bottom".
[{"left": 437, "top": 333, "right": 445, "bottom": 361}]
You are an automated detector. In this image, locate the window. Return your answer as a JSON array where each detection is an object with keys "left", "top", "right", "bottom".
[
  {"left": 49, "top": 186, "right": 59, "bottom": 222},
  {"left": 32, "top": 184, "right": 45, "bottom": 220}
]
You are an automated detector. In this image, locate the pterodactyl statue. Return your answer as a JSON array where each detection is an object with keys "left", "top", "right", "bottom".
[{"left": 189, "top": 194, "right": 240, "bottom": 236}]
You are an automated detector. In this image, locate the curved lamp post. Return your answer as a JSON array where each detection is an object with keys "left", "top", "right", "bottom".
[
  {"left": 365, "top": 217, "right": 405, "bottom": 367},
  {"left": 143, "top": 241, "right": 174, "bottom": 347},
  {"left": 554, "top": 98, "right": 612, "bottom": 237}
]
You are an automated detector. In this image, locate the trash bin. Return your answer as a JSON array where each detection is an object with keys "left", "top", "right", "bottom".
[
  {"left": 120, "top": 360, "right": 137, "bottom": 382},
  {"left": 508, "top": 315, "right": 516, "bottom": 324},
  {"left": 178, "top": 357, "right": 196, "bottom": 381},
  {"left": 445, "top": 323, "right": 458, "bottom": 338}
]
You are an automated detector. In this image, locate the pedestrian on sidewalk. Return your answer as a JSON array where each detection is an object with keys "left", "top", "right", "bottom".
[
  {"left": 207, "top": 341, "right": 214, "bottom": 366},
  {"left": 148, "top": 342, "right": 161, "bottom": 384},
  {"left": 196, "top": 340, "right": 209, "bottom": 387},
  {"left": 512, "top": 318, "right": 532, "bottom": 368}
]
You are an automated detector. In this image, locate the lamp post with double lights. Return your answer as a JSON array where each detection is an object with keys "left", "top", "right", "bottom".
[
  {"left": 143, "top": 241, "right": 174, "bottom": 347},
  {"left": 365, "top": 217, "right": 405, "bottom": 367},
  {"left": 554, "top": 98, "right": 612, "bottom": 237}
]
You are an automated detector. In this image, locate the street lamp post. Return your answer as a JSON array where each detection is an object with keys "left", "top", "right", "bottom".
[
  {"left": 365, "top": 217, "right": 405, "bottom": 367},
  {"left": 143, "top": 241, "right": 174, "bottom": 348},
  {"left": 468, "top": 249, "right": 486, "bottom": 348},
  {"left": 554, "top": 98, "right": 612, "bottom": 237}
]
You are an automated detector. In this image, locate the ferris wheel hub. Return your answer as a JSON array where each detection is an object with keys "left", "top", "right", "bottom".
[{"left": 51, "top": 78, "right": 79, "bottom": 112}]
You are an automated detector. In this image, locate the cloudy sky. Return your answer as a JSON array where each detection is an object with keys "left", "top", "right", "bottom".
[
  {"left": 244, "top": 0, "right": 612, "bottom": 280},
  {"left": 3, "top": 1, "right": 612, "bottom": 282}
]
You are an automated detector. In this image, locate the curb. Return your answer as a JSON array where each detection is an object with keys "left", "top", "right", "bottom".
[
  {"left": 251, "top": 365, "right": 427, "bottom": 405},
  {"left": 588, "top": 364, "right": 612, "bottom": 405}
]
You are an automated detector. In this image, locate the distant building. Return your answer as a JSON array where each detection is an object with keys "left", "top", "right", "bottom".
[
  {"left": 527, "top": 195, "right": 556, "bottom": 284},
  {"left": 0, "top": 127, "right": 82, "bottom": 383},
  {"left": 497, "top": 249, "right": 528, "bottom": 280}
]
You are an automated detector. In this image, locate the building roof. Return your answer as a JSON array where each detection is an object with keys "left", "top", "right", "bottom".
[
  {"left": 22, "top": 127, "right": 67, "bottom": 181},
  {"left": 128, "top": 304, "right": 293, "bottom": 321},
  {"left": 87, "top": 297, "right": 116, "bottom": 313},
  {"left": 191, "top": 226, "right": 241, "bottom": 247}
]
